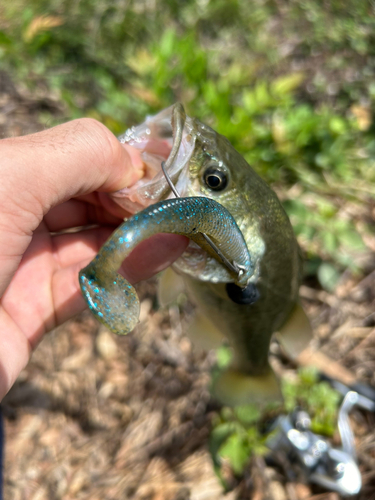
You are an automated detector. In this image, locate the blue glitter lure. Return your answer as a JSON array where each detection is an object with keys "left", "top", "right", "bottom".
[{"left": 79, "top": 197, "right": 252, "bottom": 335}]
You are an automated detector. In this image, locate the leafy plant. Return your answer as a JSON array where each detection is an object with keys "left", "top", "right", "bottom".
[
  {"left": 282, "top": 367, "right": 341, "bottom": 436},
  {"left": 209, "top": 367, "right": 341, "bottom": 482},
  {"left": 209, "top": 404, "right": 269, "bottom": 480}
]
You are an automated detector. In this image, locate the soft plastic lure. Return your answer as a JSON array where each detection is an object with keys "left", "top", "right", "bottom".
[{"left": 79, "top": 197, "right": 252, "bottom": 335}]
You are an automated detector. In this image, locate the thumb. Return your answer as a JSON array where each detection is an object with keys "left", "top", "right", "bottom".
[{"left": 0, "top": 118, "right": 144, "bottom": 218}]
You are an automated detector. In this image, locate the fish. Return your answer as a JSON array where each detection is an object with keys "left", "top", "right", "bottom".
[{"left": 79, "top": 103, "right": 312, "bottom": 406}]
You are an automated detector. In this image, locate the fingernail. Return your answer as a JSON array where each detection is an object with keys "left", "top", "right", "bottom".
[{"left": 121, "top": 144, "right": 145, "bottom": 186}]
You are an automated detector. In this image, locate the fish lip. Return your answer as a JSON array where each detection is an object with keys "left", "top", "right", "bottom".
[
  {"left": 173, "top": 240, "right": 253, "bottom": 286},
  {"left": 112, "top": 104, "right": 196, "bottom": 214}
]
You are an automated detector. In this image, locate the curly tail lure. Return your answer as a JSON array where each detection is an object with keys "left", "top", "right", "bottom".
[{"left": 79, "top": 197, "right": 253, "bottom": 335}]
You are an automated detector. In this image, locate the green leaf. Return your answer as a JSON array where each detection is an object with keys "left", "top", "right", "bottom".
[
  {"left": 329, "top": 116, "right": 347, "bottom": 135},
  {"left": 216, "top": 345, "right": 233, "bottom": 369},
  {"left": 0, "top": 31, "right": 12, "bottom": 46},
  {"left": 159, "top": 28, "right": 176, "bottom": 58},
  {"left": 271, "top": 73, "right": 305, "bottom": 97},
  {"left": 299, "top": 366, "right": 319, "bottom": 386},
  {"left": 317, "top": 262, "right": 341, "bottom": 292},
  {"left": 209, "top": 421, "right": 236, "bottom": 486},
  {"left": 209, "top": 422, "right": 236, "bottom": 465},
  {"left": 234, "top": 405, "right": 261, "bottom": 426},
  {"left": 321, "top": 231, "right": 338, "bottom": 254},
  {"left": 337, "top": 229, "right": 365, "bottom": 251},
  {"left": 218, "top": 433, "right": 250, "bottom": 475}
]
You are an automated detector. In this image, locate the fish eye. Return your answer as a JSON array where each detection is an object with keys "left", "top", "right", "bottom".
[{"left": 203, "top": 166, "right": 228, "bottom": 191}]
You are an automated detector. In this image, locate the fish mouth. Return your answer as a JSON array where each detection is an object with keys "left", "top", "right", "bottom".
[
  {"left": 112, "top": 104, "right": 250, "bottom": 284},
  {"left": 113, "top": 104, "right": 196, "bottom": 214}
]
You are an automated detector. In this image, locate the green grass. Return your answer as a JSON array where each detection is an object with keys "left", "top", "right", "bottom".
[{"left": 1, "top": 0, "right": 374, "bottom": 285}]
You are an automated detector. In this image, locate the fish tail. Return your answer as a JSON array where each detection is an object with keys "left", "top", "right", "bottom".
[{"left": 212, "top": 367, "right": 282, "bottom": 406}]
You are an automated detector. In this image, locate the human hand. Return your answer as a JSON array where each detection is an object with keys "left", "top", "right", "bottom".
[{"left": 0, "top": 119, "right": 188, "bottom": 399}]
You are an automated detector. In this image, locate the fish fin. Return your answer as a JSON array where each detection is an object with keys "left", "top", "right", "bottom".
[
  {"left": 157, "top": 267, "right": 185, "bottom": 307},
  {"left": 212, "top": 368, "right": 282, "bottom": 406},
  {"left": 275, "top": 302, "right": 313, "bottom": 360},
  {"left": 187, "top": 312, "right": 225, "bottom": 350}
]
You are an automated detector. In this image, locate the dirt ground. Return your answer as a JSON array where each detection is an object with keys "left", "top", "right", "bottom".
[{"left": 1, "top": 73, "right": 375, "bottom": 500}]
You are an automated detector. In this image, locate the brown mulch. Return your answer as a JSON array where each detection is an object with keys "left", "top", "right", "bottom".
[
  {"left": 2, "top": 73, "right": 375, "bottom": 500},
  {"left": 0, "top": 70, "right": 62, "bottom": 139}
]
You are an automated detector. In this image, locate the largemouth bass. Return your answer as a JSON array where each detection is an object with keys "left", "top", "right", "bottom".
[{"left": 79, "top": 104, "right": 312, "bottom": 406}]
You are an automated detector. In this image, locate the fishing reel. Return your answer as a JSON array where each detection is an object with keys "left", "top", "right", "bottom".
[{"left": 266, "top": 390, "right": 366, "bottom": 497}]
